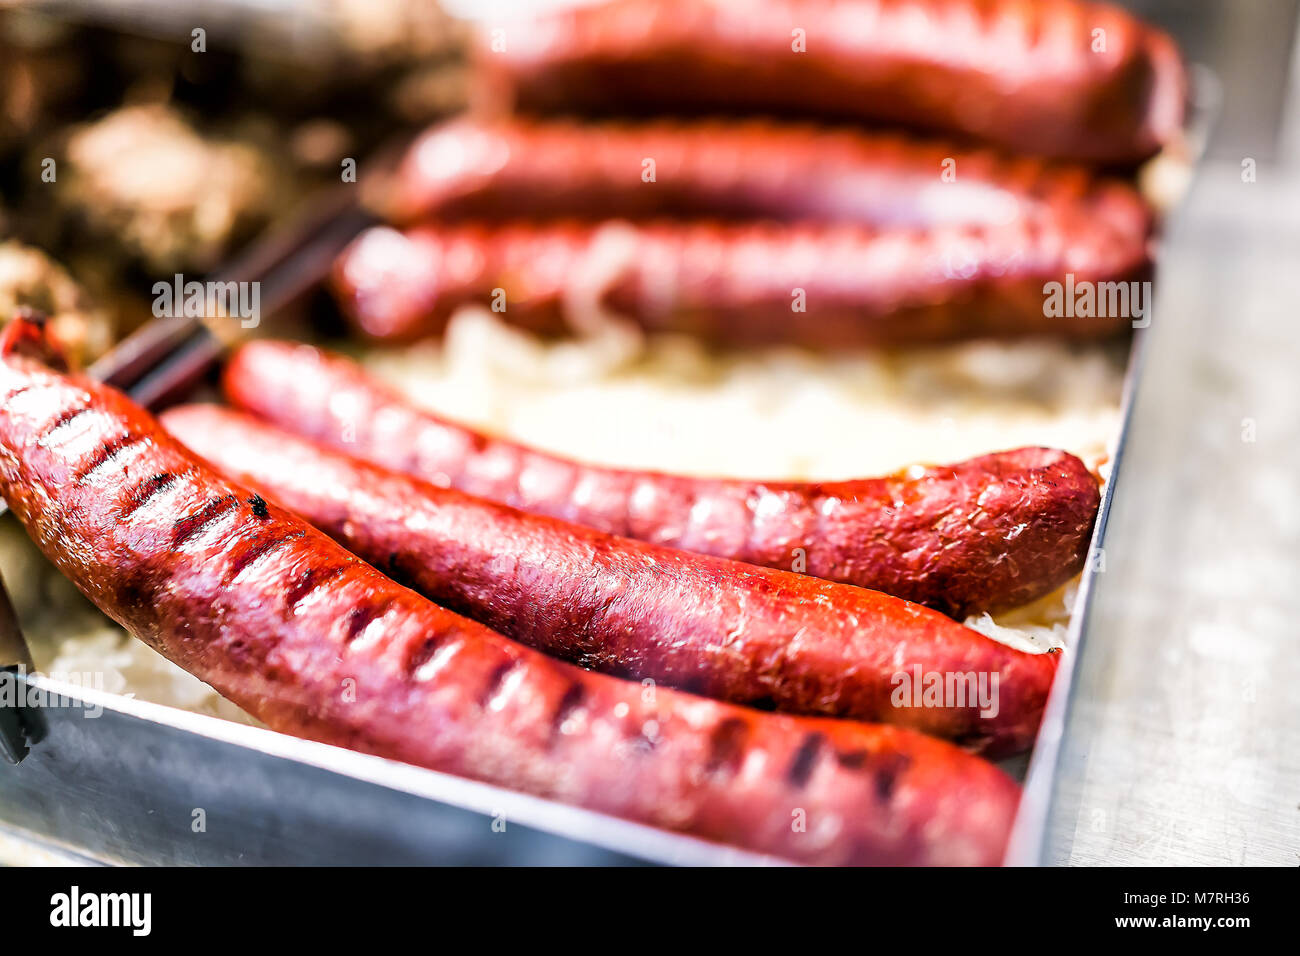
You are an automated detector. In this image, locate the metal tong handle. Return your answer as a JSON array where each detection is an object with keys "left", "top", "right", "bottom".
[{"left": 0, "top": 571, "right": 35, "bottom": 763}]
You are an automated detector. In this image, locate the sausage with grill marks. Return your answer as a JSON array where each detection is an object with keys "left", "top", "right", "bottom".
[
  {"left": 330, "top": 218, "right": 1148, "bottom": 348},
  {"left": 223, "top": 340, "right": 1101, "bottom": 618},
  {"left": 383, "top": 116, "right": 1155, "bottom": 239},
  {"left": 162, "top": 402, "right": 1061, "bottom": 756},
  {"left": 475, "top": 0, "right": 1187, "bottom": 165},
  {"left": 0, "top": 342, "right": 1023, "bottom": 865}
]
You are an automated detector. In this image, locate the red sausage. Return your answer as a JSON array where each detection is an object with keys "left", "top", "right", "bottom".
[
  {"left": 330, "top": 218, "right": 1149, "bottom": 348},
  {"left": 223, "top": 341, "right": 1101, "bottom": 618},
  {"left": 163, "top": 403, "right": 1060, "bottom": 756},
  {"left": 0, "top": 346, "right": 1023, "bottom": 865},
  {"left": 382, "top": 116, "right": 1155, "bottom": 236},
  {"left": 476, "top": 0, "right": 1186, "bottom": 165}
]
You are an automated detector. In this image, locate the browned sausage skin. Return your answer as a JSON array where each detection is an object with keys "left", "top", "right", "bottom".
[
  {"left": 330, "top": 218, "right": 1149, "bottom": 348},
  {"left": 163, "top": 403, "right": 1061, "bottom": 756},
  {"left": 383, "top": 116, "right": 1155, "bottom": 237},
  {"left": 223, "top": 341, "right": 1101, "bottom": 618},
  {"left": 0, "top": 345, "right": 1022, "bottom": 865},
  {"left": 476, "top": 0, "right": 1186, "bottom": 165}
]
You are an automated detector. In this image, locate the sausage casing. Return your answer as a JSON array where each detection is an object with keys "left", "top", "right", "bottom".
[
  {"left": 331, "top": 218, "right": 1150, "bottom": 348},
  {"left": 223, "top": 340, "right": 1101, "bottom": 618},
  {"left": 163, "top": 402, "right": 1061, "bottom": 756},
  {"left": 383, "top": 116, "right": 1155, "bottom": 235},
  {"left": 476, "top": 0, "right": 1186, "bottom": 165}
]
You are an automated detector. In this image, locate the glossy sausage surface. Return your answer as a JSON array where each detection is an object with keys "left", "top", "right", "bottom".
[
  {"left": 0, "top": 348, "right": 1022, "bottom": 865},
  {"left": 163, "top": 403, "right": 1060, "bottom": 756},
  {"left": 476, "top": 0, "right": 1186, "bottom": 165},
  {"left": 383, "top": 116, "right": 1155, "bottom": 235},
  {"left": 223, "top": 341, "right": 1101, "bottom": 617},
  {"left": 331, "top": 218, "right": 1150, "bottom": 348}
]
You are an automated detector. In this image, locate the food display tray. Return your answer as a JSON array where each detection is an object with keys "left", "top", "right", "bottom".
[{"left": 0, "top": 61, "right": 1215, "bottom": 868}]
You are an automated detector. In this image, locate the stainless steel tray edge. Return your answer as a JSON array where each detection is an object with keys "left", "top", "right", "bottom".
[
  {"left": 1002, "top": 329, "right": 1150, "bottom": 866},
  {"left": 0, "top": 672, "right": 786, "bottom": 865}
]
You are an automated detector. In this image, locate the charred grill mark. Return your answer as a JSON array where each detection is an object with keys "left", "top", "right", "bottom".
[
  {"left": 786, "top": 731, "right": 826, "bottom": 788},
  {"left": 341, "top": 597, "right": 395, "bottom": 645},
  {"left": 172, "top": 494, "right": 240, "bottom": 546},
  {"left": 478, "top": 657, "right": 522, "bottom": 708},
  {"left": 114, "top": 575, "right": 158, "bottom": 615},
  {"left": 835, "top": 748, "right": 869, "bottom": 770},
  {"left": 704, "top": 717, "right": 749, "bottom": 778},
  {"left": 871, "top": 751, "right": 912, "bottom": 803},
  {"left": 284, "top": 562, "right": 351, "bottom": 608},
  {"left": 227, "top": 529, "right": 307, "bottom": 580},
  {"left": 75, "top": 433, "right": 146, "bottom": 482},
  {"left": 405, "top": 632, "right": 449, "bottom": 678},
  {"left": 37, "top": 404, "right": 92, "bottom": 445},
  {"left": 122, "top": 471, "right": 182, "bottom": 517},
  {"left": 550, "top": 682, "right": 586, "bottom": 737}
]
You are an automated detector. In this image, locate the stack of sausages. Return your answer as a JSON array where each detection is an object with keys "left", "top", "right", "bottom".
[
  {"left": 333, "top": 0, "right": 1183, "bottom": 348},
  {"left": 0, "top": 0, "right": 1186, "bottom": 865}
]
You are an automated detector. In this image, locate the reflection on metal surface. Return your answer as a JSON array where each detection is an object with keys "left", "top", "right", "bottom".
[{"left": 0, "top": 673, "right": 783, "bottom": 866}]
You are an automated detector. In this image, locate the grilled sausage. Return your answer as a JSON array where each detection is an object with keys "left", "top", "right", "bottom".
[
  {"left": 222, "top": 341, "right": 1101, "bottom": 617},
  {"left": 0, "top": 345, "right": 1025, "bottom": 865},
  {"left": 330, "top": 218, "right": 1149, "bottom": 348},
  {"left": 476, "top": 0, "right": 1186, "bottom": 165},
  {"left": 382, "top": 116, "right": 1155, "bottom": 236},
  {"left": 162, "top": 403, "right": 1060, "bottom": 756}
]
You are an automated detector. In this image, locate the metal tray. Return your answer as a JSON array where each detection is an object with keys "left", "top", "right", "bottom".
[
  {"left": 0, "top": 232, "right": 1139, "bottom": 867},
  {"left": 0, "top": 672, "right": 784, "bottom": 865},
  {"left": 0, "top": 74, "right": 1215, "bottom": 867}
]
